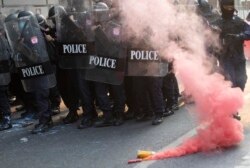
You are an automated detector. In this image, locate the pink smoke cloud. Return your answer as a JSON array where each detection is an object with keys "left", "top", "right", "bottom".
[{"left": 119, "top": 0, "right": 245, "bottom": 160}]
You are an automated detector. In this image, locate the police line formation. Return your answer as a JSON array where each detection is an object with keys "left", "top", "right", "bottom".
[{"left": 0, "top": 0, "right": 249, "bottom": 134}]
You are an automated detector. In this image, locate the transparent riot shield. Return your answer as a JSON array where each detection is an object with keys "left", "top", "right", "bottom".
[
  {"left": 4, "top": 15, "right": 56, "bottom": 92},
  {"left": 55, "top": 4, "right": 95, "bottom": 69},
  {"left": 85, "top": 21, "right": 126, "bottom": 85},
  {"left": 126, "top": 44, "right": 168, "bottom": 77}
]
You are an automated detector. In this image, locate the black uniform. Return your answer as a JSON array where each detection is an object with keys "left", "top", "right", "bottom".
[
  {"left": 211, "top": 0, "right": 250, "bottom": 120},
  {"left": 212, "top": 0, "right": 250, "bottom": 91}
]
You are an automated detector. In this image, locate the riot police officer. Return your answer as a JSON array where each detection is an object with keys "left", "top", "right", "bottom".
[
  {"left": 36, "top": 13, "right": 62, "bottom": 115},
  {"left": 47, "top": 6, "right": 81, "bottom": 124},
  {"left": 83, "top": 1, "right": 127, "bottom": 127},
  {"left": 5, "top": 11, "right": 56, "bottom": 133},
  {"left": 126, "top": 28, "right": 167, "bottom": 125},
  {"left": 211, "top": 0, "right": 250, "bottom": 120}
]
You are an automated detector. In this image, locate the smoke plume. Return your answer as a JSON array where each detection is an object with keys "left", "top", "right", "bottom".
[{"left": 119, "top": 0, "right": 244, "bottom": 160}]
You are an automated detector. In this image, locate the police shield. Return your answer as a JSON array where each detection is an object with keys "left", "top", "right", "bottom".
[
  {"left": 55, "top": 4, "right": 95, "bottom": 69},
  {"left": 0, "top": 16, "right": 11, "bottom": 86},
  {"left": 126, "top": 43, "right": 168, "bottom": 76},
  {"left": 4, "top": 14, "right": 56, "bottom": 92},
  {"left": 85, "top": 21, "right": 126, "bottom": 85}
]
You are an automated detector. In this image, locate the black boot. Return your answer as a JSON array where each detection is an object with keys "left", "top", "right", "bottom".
[
  {"left": 114, "top": 112, "right": 124, "bottom": 126},
  {"left": 94, "top": 117, "right": 114, "bottom": 127},
  {"left": 78, "top": 118, "right": 93, "bottom": 129},
  {"left": 51, "top": 106, "right": 60, "bottom": 116},
  {"left": 0, "top": 116, "right": 12, "bottom": 131},
  {"left": 123, "top": 110, "right": 134, "bottom": 120},
  {"left": 31, "top": 117, "right": 53, "bottom": 134},
  {"left": 0, "top": 113, "right": 2, "bottom": 122},
  {"left": 172, "top": 103, "right": 179, "bottom": 111},
  {"left": 16, "top": 105, "right": 25, "bottom": 112},
  {"left": 152, "top": 115, "right": 164, "bottom": 125},
  {"left": 163, "top": 108, "right": 174, "bottom": 117},
  {"left": 63, "top": 111, "right": 79, "bottom": 124}
]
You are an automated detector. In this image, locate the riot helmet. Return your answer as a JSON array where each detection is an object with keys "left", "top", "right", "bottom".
[
  {"left": 35, "top": 14, "right": 48, "bottom": 30},
  {"left": 17, "top": 10, "right": 34, "bottom": 18},
  {"left": 102, "top": 0, "right": 113, "bottom": 8},
  {"left": 93, "top": 2, "right": 109, "bottom": 12},
  {"left": 196, "top": 0, "right": 213, "bottom": 17},
  {"left": 197, "top": 0, "right": 212, "bottom": 13},
  {"left": 17, "top": 11, "right": 36, "bottom": 31},
  {"left": 48, "top": 5, "right": 66, "bottom": 24},
  {"left": 48, "top": 6, "right": 56, "bottom": 25},
  {"left": 93, "top": 0, "right": 113, "bottom": 7},
  {"left": 219, "top": 0, "right": 235, "bottom": 19},
  {"left": 48, "top": 6, "right": 56, "bottom": 19},
  {"left": 93, "top": 2, "right": 110, "bottom": 23},
  {"left": 4, "top": 13, "right": 18, "bottom": 23},
  {"left": 72, "top": 0, "right": 83, "bottom": 12}
]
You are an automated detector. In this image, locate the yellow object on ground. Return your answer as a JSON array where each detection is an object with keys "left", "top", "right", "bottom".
[{"left": 137, "top": 150, "right": 155, "bottom": 159}]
